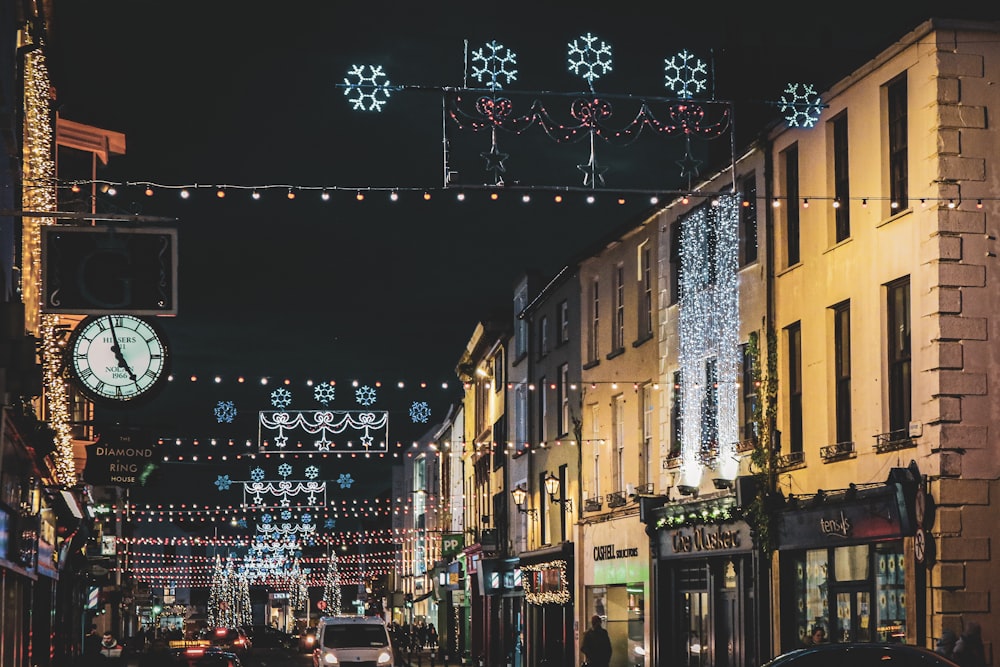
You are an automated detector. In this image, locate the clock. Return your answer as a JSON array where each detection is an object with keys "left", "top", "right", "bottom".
[{"left": 67, "top": 314, "right": 170, "bottom": 404}]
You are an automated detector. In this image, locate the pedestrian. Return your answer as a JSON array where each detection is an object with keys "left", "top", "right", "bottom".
[
  {"left": 427, "top": 623, "right": 438, "bottom": 650},
  {"left": 803, "top": 626, "right": 827, "bottom": 646},
  {"left": 99, "top": 631, "right": 124, "bottom": 664},
  {"left": 581, "top": 615, "right": 612, "bottom": 667},
  {"left": 936, "top": 630, "right": 958, "bottom": 660},
  {"left": 953, "top": 621, "right": 986, "bottom": 667}
]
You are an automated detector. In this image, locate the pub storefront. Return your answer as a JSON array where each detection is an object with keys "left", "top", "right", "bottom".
[
  {"left": 644, "top": 494, "right": 767, "bottom": 667},
  {"left": 520, "top": 542, "right": 573, "bottom": 667},
  {"left": 773, "top": 466, "right": 920, "bottom": 652}
]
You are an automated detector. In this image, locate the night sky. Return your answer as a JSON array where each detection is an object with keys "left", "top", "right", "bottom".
[{"left": 43, "top": 2, "right": 1000, "bottom": 510}]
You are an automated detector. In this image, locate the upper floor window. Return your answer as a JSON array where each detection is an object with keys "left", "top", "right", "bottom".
[
  {"left": 589, "top": 278, "right": 600, "bottom": 362},
  {"left": 783, "top": 144, "right": 800, "bottom": 266},
  {"left": 740, "top": 342, "right": 758, "bottom": 442},
  {"left": 539, "top": 315, "right": 549, "bottom": 358},
  {"left": 612, "top": 393, "right": 625, "bottom": 492},
  {"left": 833, "top": 301, "right": 852, "bottom": 445},
  {"left": 539, "top": 375, "right": 548, "bottom": 442},
  {"left": 670, "top": 371, "right": 682, "bottom": 456},
  {"left": 514, "top": 285, "right": 529, "bottom": 359},
  {"left": 558, "top": 300, "right": 569, "bottom": 345},
  {"left": 613, "top": 264, "right": 625, "bottom": 352},
  {"left": 515, "top": 382, "right": 528, "bottom": 454},
  {"left": 887, "top": 74, "right": 908, "bottom": 212},
  {"left": 786, "top": 321, "right": 803, "bottom": 453},
  {"left": 669, "top": 223, "right": 681, "bottom": 305},
  {"left": 638, "top": 242, "right": 653, "bottom": 338},
  {"left": 558, "top": 363, "right": 569, "bottom": 436},
  {"left": 740, "top": 173, "right": 758, "bottom": 265},
  {"left": 641, "top": 382, "right": 654, "bottom": 487},
  {"left": 701, "top": 358, "right": 719, "bottom": 453},
  {"left": 832, "top": 113, "right": 851, "bottom": 242},
  {"left": 887, "top": 277, "right": 911, "bottom": 434}
]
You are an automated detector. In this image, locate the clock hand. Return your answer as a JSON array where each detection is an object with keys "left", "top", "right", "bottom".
[{"left": 107, "top": 316, "right": 137, "bottom": 382}]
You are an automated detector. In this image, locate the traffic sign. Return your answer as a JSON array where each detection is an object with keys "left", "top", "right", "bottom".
[{"left": 317, "top": 600, "right": 327, "bottom": 610}]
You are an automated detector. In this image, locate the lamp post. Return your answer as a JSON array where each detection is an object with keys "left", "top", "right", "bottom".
[
  {"left": 510, "top": 485, "right": 536, "bottom": 516},
  {"left": 543, "top": 473, "right": 573, "bottom": 511}
]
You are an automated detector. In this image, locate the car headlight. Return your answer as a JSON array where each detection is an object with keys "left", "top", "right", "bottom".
[
  {"left": 377, "top": 650, "right": 393, "bottom": 665},
  {"left": 323, "top": 652, "right": 339, "bottom": 664}
]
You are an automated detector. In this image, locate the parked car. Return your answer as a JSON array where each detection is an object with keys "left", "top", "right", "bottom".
[
  {"left": 244, "top": 625, "right": 293, "bottom": 650},
  {"left": 168, "top": 645, "right": 243, "bottom": 667},
  {"left": 203, "top": 628, "right": 251, "bottom": 656},
  {"left": 313, "top": 616, "right": 393, "bottom": 667},
  {"left": 762, "top": 642, "right": 960, "bottom": 667}
]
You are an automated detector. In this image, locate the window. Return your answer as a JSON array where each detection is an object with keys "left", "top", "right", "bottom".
[
  {"left": 639, "top": 242, "right": 653, "bottom": 338},
  {"left": 515, "top": 382, "right": 528, "bottom": 454},
  {"left": 493, "top": 349, "right": 504, "bottom": 394},
  {"left": 701, "top": 359, "right": 718, "bottom": 454},
  {"left": 669, "top": 223, "right": 681, "bottom": 305},
  {"left": 784, "top": 144, "right": 800, "bottom": 266},
  {"left": 613, "top": 394, "right": 625, "bottom": 492},
  {"left": 539, "top": 315, "right": 549, "bottom": 357},
  {"left": 641, "top": 383, "right": 654, "bottom": 487},
  {"left": 787, "top": 322, "right": 803, "bottom": 453},
  {"left": 887, "top": 74, "right": 908, "bottom": 211},
  {"left": 887, "top": 277, "right": 911, "bottom": 434},
  {"left": 590, "top": 278, "right": 600, "bottom": 362},
  {"left": 558, "top": 363, "right": 569, "bottom": 436},
  {"left": 539, "top": 376, "right": 548, "bottom": 442},
  {"left": 514, "top": 285, "right": 529, "bottom": 359},
  {"left": 832, "top": 113, "right": 850, "bottom": 242},
  {"left": 613, "top": 264, "right": 625, "bottom": 352},
  {"left": 539, "top": 472, "right": 548, "bottom": 545},
  {"left": 670, "top": 371, "right": 682, "bottom": 456},
  {"left": 740, "top": 173, "right": 758, "bottom": 265},
  {"left": 558, "top": 464, "right": 568, "bottom": 542},
  {"left": 558, "top": 300, "right": 569, "bottom": 345},
  {"left": 740, "top": 343, "right": 758, "bottom": 441},
  {"left": 833, "top": 301, "right": 852, "bottom": 444},
  {"left": 592, "top": 404, "right": 601, "bottom": 496}
]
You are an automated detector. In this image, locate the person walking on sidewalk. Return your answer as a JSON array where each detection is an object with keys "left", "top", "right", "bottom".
[{"left": 581, "top": 615, "right": 612, "bottom": 667}]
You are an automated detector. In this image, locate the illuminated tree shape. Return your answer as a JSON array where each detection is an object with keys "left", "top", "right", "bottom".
[
  {"left": 567, "top": 33, "right": 613, "bottom": 89},
  {"left": 664, "top": 49, "right": 708, "bottom": 99},
  {"left": 471, "top": 40, "right": 518, "bottom": 91},
  {"left": 343, "top": 65, "right": 393, "bottom": 112},
  {"left": 314, "top": 382, "right": 335, "bottom": 405},
  {"left": 410, "top": 401, "right": 431, "bottom": 423},
  {"left": 214, "top": 400, "right": 237, "bottom": 423},
  {"left": 270, "top": 387, "right": 292, "bottom": 409},
  {"left": 779, "top": 83, "right": 823, "bottom": 127}
]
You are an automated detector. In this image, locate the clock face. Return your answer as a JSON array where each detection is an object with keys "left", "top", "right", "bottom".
[{"left": 68, "top": 314, "right": 170, "bottom": 404}]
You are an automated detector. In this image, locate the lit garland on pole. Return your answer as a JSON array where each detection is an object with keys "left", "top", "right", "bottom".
[
  {"left": 22, "top": 32, "right": 74, "bottom": 484},
  {"left": 322, "top": 550, "right": 342, "bottom": 615}
]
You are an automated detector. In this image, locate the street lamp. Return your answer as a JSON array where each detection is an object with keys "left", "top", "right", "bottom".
[
  {"left": 543, "top": 473, "right": 572, "bottom": 511},
  {"left": 510, "top": 484, "right": 536, "bottom": 516}
]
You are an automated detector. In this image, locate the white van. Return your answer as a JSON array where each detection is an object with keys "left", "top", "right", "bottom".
[{"left": 312, "top": 615, "right": 394, "bottom": 667}]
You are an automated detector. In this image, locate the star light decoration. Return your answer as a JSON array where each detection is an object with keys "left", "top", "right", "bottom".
[
  {"left": 214, "top": 400, "right": 237, "bottom": 423},
  {"left": 409, "top": 401, "right": 431, "bottom": 424},
  {"left": 567, "top": 33, "right": 613, "bottom": 90},
  {"left": 343, "top": 64, "right": 394, "bottom": 112},
  {"left": 664, "top": 49, "right": 708, "bottom": 99},
  {"left": 314, "top": 383, "right": 335, "bottom": 405},
  {"left": 779, "top": 83, "right": 823, "bottom": 127},
  {"left": 471, "top": 40, "right": 518, "bottom": 91},
  {"left": 355, "top": 385, "right": 376, "bottom": 406},
  {"left": 271, "top": 387, "right": 292, "bottom": 409}
]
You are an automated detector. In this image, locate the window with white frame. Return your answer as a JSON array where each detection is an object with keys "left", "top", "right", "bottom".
[
  {"left": 613, "top": 393, "right": 625, "bottom": 492},
  {"left": 558, "top": 363, "right": 570, "bottom": 436},
  {"left": 639, "top": 242, "right": 653, "bottom": 339},
  {"left": 613, "top": 264, "right": 625, "bottom": 351},
  {"left": 558, "top": 300, "right": 569, "bottom": 345},
  {"left": 641, "top": 382, "right": 654, "bottom": 488}
]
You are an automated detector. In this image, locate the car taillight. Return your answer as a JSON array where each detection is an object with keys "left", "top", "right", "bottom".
[
  {"left": 185, "top": 648, "right": 206, "bottom": 656},
  {"left": 234, "top": 638, "right": 245, "bottom": 646}
]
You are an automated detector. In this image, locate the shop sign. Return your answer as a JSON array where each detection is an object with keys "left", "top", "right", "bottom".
[
  {"left": 83, "top": 427, "right": 156, "bottom": 487},
  {"left": 593, "top": 544, "right": 640, "bottom": 561},
  {"left": 778, "top": 487, "right": 906, "bottom": 550},
  {"left": 441, "top": 532, "right": 464, "bottom": 557},
  {"left": 661, "top": 521, "right": 751, "bottom": 558}
]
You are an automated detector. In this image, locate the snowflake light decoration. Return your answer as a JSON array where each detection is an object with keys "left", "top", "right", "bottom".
[
  {"left": 270, "top": 387, "right": 292, "bottom": 409},
  {"left": 567, "top": 33, "right": 613, "bottom": 89},
  {"left": 343, "top": 65, "right": 393, "bottom": 112},
  {"left": 355, "top": 385, "right": 376, "bottom": 406},
  {"left": 471, "top": 40, "right": 518, "bottom": 91},
  {"left": 262, "top": 514, "right": 273, "bottom": 524},
  {"left": 281, "top": 509, "right": 292, "bottom": 520},
  {"left": 250, "top": 467, "right": 266, "bottom": 483},
  {"left": 236, "top": 519, "right": 247, "bottom": 528},
  {"left": 214, "top": 400, "right": 237, "bottom": 423},
  {"left": 301, "top": 513, "right": 313, "bottom": 524},
  {"left": 664, "top": 49, "right": 708, "bottom": 99},
  {"left": 278, "top": 463, "right": 293, "bottom": 478},
  {"left": 337, "top": 473, "right": 354, "bottom": 489},
  {"left": 314, "top": 383, "right": 336, "bottom": 405},
  {"left": 305, "top": 465, "right": 320, "bottom": 479},
  {"left": 410, "top": 401, "right": 431, "bottom": 424},
  {"left": 324, "top": 518, "right": 336, "bottom": 529},
  {"left": 214, "top": 475, "right": 233, "bottom": 491},
  {"left": 779, "top": 83, "right": 823, "bottom": 128}
]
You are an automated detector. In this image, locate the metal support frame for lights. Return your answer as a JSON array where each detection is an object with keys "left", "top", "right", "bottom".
[
  {"left": 510, "top": 484, "right": 537, "bottom": 516},
  {"left": 543, "top": 473, "right": 573, "bottom": 511}
]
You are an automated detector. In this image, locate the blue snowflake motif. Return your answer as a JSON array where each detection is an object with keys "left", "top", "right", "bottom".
[
  {"left": 314, "top": 382, "right": 336, "bottom": 405},
  {"left": 250, "top": 467, "right": 266, "bottom": 482},
  {"left": 567, "top": 33, "right": 613, "bottom": 88},
  {"left": 281, "top": 509, "right": 292, "bottom": 520},
  {"left": 337, "top": 473, "right": 355, "bottom": 489},
  {"left": 324, "top": 518, "right": 336, "bottom": 529},
  {"left": 344, "top": 64, "right": 394, "bottom": 112},
  {"left": 471, "top": 40, "right": 518, "bottom": 91},
  {"left": 236, "top": 518, "right": 248, "bottom": 528},
  {"left": 664, "top": 49, "right": 708, "bottom": 99},
  {"left": 305, "top": 465, "right": 320, "bottom": 480},
  {"left": 270, "top": 387, "right": 292, "bottom": 409},
  {"left": 409, "top": 401, "right": 431, "bottom": 424},
  {"left": 278, "top": 463, "right": 293, "bottom": 478},
  {"left": 779, "top": 83, "right": 823, "bottom": 128},
  {"left": 214, "top": 400, "right": 237, "bottom": 423},
  {"left": 355, "top": 385, "right": 376, "bottom": 406},
  {"left": 301, "top": 513, "right": 313, "bottom": 524},
  {"left": 261, "top": 514, "right": 273, "bottom": 524},
  {"left": 214, "top": 474, "right": 233, "bottom": 491}
]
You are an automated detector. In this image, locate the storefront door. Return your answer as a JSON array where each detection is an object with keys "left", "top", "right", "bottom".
[
  {"left": 829, "top": 584, "right": 872, "bottom": 644},
  {"left": 715, "top": 587, "right": 737, "bottom": 667}
]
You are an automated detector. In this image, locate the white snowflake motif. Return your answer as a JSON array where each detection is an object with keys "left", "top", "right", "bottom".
[
  {"left": 278, "top": 463, "right": 293, "bottom": 478},
  {"left": 664, "top": 49, "right": 708, "bottom": 99},
  {"left": 214, "top": 400, "right": 237, "bottom": 423},
  {"left": 779, "top": 83, "right": 823, "bottom": 128},
  {"left": 270, "top": 387, "right": 292, "bottom": 409},
  {"left": 409, "top": 401, "right": 431, "bottom": 424},
  {"left": 567, "top": 33, "right": 613, "bottom": 87},
  {"left": 250, "top": 467, "right": 266, "bottom": 482},
  {"left": 261, "top": 514, "right": 273, "bottom": 524},
  {"left": 301, "top": 513, "right": 313, "bottom": 524},
  {"left": 314, "top": 382, "right": 336, "bottom": 405},
  {"left": 471, "top": 40, "right": 518, "bottom": 91},
  {"left": 305, "top": 465, "right": 320, "bottom": 479},
  {"left": 337, "top": 473, "right": 354, "bottom": 489},
  {"left": 324, "top": 518, "right": 336, "bottom": 529},
  {"left": 343, "top": 64, "right": 393, "bottom": 112},
  {"left": 280, "top": 509, "right": 292, "bottom": 520},
  {"left": 214, "top": 475, "right": 233, "bottom": 491},
  {"left": 355, "top": 385, "right": 377, "bottom": 406}
]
